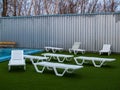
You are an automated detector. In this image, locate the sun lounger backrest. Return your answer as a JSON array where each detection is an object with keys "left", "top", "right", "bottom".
[
  {"left": 72, "top": 42, "right": 81, "bottom": 49},
  {"left": 11, "top": 50, "right": 24, "bottom": 60},
  {"left": 103, "top": 44, "right": 111, "bottom": 51}
]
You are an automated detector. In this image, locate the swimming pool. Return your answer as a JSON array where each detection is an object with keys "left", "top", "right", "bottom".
[{"left": 0, "top": 48, "right": 44, "bottom": 62}]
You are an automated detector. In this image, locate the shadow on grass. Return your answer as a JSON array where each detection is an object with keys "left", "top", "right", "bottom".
[{"left": 8, "top": 66, "right": 25, "bottom": 72}]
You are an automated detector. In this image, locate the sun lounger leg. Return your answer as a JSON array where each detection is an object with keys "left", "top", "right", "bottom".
[
  {"left": 52, "top": 49, "right": 56, "bottom": 53},
  {"left": 24, "top": 65, "right": 26, "bottom": 70},
  {"left": 92, "top": 60, "right": 105, "bottom": 67},
  {"left": 57, "top": 57, "right": 65, "bottom": 62},
  {"left": 8, "top": 66, "right": 11, "bottom": 71},
  {"left": 53, "top": 56, "right": 57, "bottom": 59},
  {"left": 59, "top": 49, "right": 63, "bottom": 52},
  {"left": 45, "top": 48, "right": 50, "bottom": 52},
  {"left": 44, "top": 55, "right": 52, "bottom": 61},
  {"left": 108, "top": 51, "right": 111, "bottom": 56},
  {"left": 53, "top": 67, "right": 67, "bottom": 76},
  {"left": 67, "top": 69, "right": 74, "bottom": 73},
  {"left": 74, "top": 59, "right": 85, "bottom": 65},
  {"left": 34, "top": 64, "right": 45, "bottom": 73},
  {"left": 47, "top": 67, "right": 53, "bottom": 70},
  {"left": 82, "top": 51, "right": 85, "bottom": 54},
  {"left": 69, "top": 49, "right": 72, "bottom": 53},
  {"left": 66, "top": 57, "right": 72, "bottom": 61},
  {"left": 48, "top": 56, "right": 52, "bottom": 61},
  {"left": 37, "top": 59, "right": 44, "bottom": 63},
  {"left": 30, "top": 58, "right": 34, "bottom": 64},
  {"left": 74, "top": 50, "right": 78, "bottom": 55}
]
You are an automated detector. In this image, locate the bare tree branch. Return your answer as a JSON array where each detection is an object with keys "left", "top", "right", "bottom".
[{"left": 2, "top": 0, "right": 8, "bottom": 16}]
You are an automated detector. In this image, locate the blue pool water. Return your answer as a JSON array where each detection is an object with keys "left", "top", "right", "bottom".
[{"left": 0, "top": 48, "right": 44, "bottom": 62}]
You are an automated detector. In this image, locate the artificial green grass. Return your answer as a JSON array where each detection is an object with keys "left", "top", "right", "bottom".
[{"left": 0, "top": 52, "right": 120, "bottom": 90}]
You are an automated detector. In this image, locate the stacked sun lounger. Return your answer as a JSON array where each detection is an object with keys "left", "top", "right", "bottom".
[
  {"left": 33, "top": 62, "right": 83, "bottom": 76},
  {"left": 74, "top": 56, "right": 115, "bottom": 67},
  {"left": 23, "top": 53, "right": 83, "bottom": 76},
  {"left": 45, "top": 47, "right": 63, "bottom": 53},
  {"left": 24, "top": 55, "right": 49, "bottom": 64},
  {"left": 42, "top": 53, "right": 74, "bottom": 62}
]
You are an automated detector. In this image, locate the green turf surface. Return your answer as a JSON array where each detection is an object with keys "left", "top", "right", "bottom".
[{"left": 0, "top": 52, "right": 120, "bottom": 90}]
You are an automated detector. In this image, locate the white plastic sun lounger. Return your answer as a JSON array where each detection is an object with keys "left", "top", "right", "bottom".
[
  {"left": 42, "top": 53, "right": 74, "bottom": 62},
  {"left": 45, "top": 47, "right": 63, "bottom": 53},
  {"left": 74, "top": 56, "right": 116, "bottom": 67},
  {"left": 69, "top": 42, "right": 85, "bottom": 54},
  {"left": 24, "top": 55, "right": 48, "bottom": 64},
  {"left": 8, "top": 50, "right": 26, "bottom": 71},
  {"left": 33, "top": 62, "right": 83, "bottom": 76},
  {"left": 99, "top": 44, "right": 111, "bottom": 55}
]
